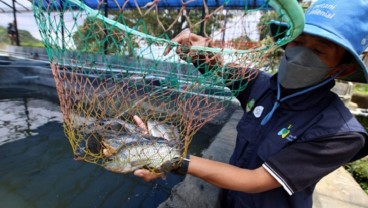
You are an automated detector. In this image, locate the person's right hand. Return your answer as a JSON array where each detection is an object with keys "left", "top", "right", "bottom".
[
  {"left": 163, "top": 30, "right": 223, "bottom": 67},
  {"left": 163, "top": 30, "right": 211, "bottom": 57}
]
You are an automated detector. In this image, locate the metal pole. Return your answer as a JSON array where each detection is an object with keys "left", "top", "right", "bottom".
[
  {"left": 61, "top": 0, "right": 65, "bottom": 50},
  {"left": 104, "top": 0, "right": 108, "bottom": 54},
  {"left": 221, "top": 9, "right": 228, "bottom": 45},
  {"left": 12, "top": 0, "right": 20, "bottom": 46},
  {"left": 199, "top": 0, "right": 207, "bottom": 36}
]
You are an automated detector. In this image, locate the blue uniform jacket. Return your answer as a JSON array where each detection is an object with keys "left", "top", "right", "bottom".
[{"left": 223, "top": 72, "right": 367, "bottom": 208}]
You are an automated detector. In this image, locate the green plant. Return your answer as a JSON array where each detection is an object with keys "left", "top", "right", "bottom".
[
  {"left": 345, "top": 158, "right": 368, "bottom": 194},
  {"left": 354, "top": 83, "right": 368, "bottom": 95},
  {"left": 345, "top": 115, "right": 368, "bottom": 194},
  {"left": 0, "top": 25, "right": 43, "bottom": 47}
]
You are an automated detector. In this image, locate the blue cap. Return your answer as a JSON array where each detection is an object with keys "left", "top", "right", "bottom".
[{"left": 271, "top": 0, "right": 368, "bottom": 83}]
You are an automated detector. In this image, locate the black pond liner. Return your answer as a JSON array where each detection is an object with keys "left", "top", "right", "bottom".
[{"left": 0, "top": 85, "right": 217, "bottom": 208}]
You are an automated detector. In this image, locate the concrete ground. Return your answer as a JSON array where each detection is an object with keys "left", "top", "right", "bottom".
[
  {"left": 313, "top": 167, "right": 368, "bottom": 208},
  {"left": 159, "top": 107, "right": 368, "bottom": 208}
]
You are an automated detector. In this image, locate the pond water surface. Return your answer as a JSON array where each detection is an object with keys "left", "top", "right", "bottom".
[{"left": 0, "top": 86, "right": 210, "bottom": 208}]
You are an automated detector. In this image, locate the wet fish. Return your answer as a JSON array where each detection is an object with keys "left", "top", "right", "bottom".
[
  {"left": 104, "top": 139, "right": 181, "bottom": 173},
  {"left": 101, "top": 131, "right": 160, "bottom": 157},
  {"left": 147, "top": 120, "right": 180, "bottom": 141},
  {"left": 74, "top": 118, "right": 181, "bottom": 169},
  {"left": 74, "top": 119, "right": 139, "bottom": 160},
  {"left": 102, "top": 119, "right": 179, "bottom": 154}
]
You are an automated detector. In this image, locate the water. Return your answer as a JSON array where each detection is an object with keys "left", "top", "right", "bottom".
[{"left": 0, "top": 86, "right": 203, "bottom": 208}]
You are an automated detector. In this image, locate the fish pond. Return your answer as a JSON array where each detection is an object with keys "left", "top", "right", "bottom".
[{"left": 0, "top": 85, "right": 218, "bottom": 208}]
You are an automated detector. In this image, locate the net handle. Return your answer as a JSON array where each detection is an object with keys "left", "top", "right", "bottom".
[{"left": 268, "top": 0, "right": 305, "bottom": 46}]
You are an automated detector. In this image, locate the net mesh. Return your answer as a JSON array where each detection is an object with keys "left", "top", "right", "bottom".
[{"left": 31, "top": 0, "right": 304, "bottom": 174}]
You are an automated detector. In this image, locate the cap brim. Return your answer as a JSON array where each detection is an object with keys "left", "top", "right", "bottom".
[
  {"left": 303, "top": 24, "right": 368, "bottom": 83},
  {"left": 269, "top": 21, "right": 368, "bottom": 83}
]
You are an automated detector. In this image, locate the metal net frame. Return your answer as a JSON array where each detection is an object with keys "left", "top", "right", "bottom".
[{"left": 31, "top": 0, "right": 304, "bottom": 174}]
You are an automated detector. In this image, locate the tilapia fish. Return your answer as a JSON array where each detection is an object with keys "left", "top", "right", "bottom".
[
  {"left": 74, "top": 119, "right": 140, "bottom": 159},
  {"left": 147, "top": 119, "right": 180, "bottom": 141},
  {"left": 75, "top": 118, "right": 182, "bottom": 173},
  {"left": 104, "top": 139, "right": 181, "bottom": 173},
  {"left": 102, "top": 119, "right": 179, "bottom": 154}
]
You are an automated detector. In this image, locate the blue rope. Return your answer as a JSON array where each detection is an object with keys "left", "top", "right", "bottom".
[{"left": 260, "top": 70, "right": 344, "bottom": 126}]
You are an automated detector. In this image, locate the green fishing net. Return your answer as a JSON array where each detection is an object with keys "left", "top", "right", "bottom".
[{"left": 31, "top": 0, "right": 304, "bottom": 174}]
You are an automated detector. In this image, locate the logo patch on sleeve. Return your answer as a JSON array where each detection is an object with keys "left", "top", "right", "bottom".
[
  {"left": 253, "top": 106, "right": 264, "bottom": 118},
  {"left": 246, "top": 99, "right": 255, "bottom": 112}
]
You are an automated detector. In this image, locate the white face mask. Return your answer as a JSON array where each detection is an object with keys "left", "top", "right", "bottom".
[{"left": 278, "top": 46, "right": 333, "bottom": 89}]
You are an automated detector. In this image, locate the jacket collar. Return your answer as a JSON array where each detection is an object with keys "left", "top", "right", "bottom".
[{"left": 270, "top": 74, "right": 336, "bottom": 111}]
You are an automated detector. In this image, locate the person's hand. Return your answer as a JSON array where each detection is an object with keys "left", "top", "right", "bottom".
[
  {"left": 163, "top": 30, "right": 211, "bottom": 57},
  {"left": 163, "top": 30, "right": 223, "bottom": 67},
  {"left": 133, "top": 115, "right": 149, "bottom": 134},
  {"left": 134, "top": 169, "right": 163, "bottom": 182},
  {"left": 102, "top": 115, "right": 150, "bottom": 157},
  {"left": 132, "top": 115, "right": 181, "bottom": 181}
]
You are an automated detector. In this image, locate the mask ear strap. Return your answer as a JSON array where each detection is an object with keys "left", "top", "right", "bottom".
[
  {"left": 336, "top": 64, "right": 356, "bottom": 78},
  {"left": 329, "top": 63, "right": 355, "bottom": 78}
]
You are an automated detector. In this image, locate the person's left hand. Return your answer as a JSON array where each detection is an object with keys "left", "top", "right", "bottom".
[{"left": 134, "top": 169, "right": 163, "bottom": 181}]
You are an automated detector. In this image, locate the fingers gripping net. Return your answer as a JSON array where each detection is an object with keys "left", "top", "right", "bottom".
[{"left": 32, "top": 0, "right": 304, "bottom": 173}]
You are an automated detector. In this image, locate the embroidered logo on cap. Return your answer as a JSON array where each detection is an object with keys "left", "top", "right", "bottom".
[{"left": 307, "top": 3, "right": 336, "bottom": 19}]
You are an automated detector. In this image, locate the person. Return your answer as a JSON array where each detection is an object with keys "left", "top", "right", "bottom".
[
  {"left": 7, "top": 22, "right": 17, "bottom": 45},
  {"left": 134, "top": 0, "right": 368, "bottom": 207}
]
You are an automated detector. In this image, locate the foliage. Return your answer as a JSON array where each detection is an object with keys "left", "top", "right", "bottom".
[
  {"left": 257, "top": 10, "right": 284, "bottom": 73},
  {"left": 346, "top": 115, "right": 368, "bottom": 194},
  {"left": 346, "top": 158, "right": 368, "bottom": 194},
  {"left": 0, "top": 26, "right": 8, "bottom": 43},
  {"left": 72, "top": 8, "right": 227, "bottom": 55},
  {"left": 354, "top": 83, "right": 368, "bottom": 95},
  {"left": 256, "top": 1, "right": 312, "bottom": 73},
  {"left": 0, "top": 26, "right": 43, "bottom": 48},
  {"left": 72, "top": 17, "right": 133, "bottom": 54},
  {"left": 258, "top": 10, "right": 279, "bottom": 41},
  {"left": 260, "top": 36, "right": 284, "bottom": 73},
  {"left": 357, "top": 115, "right": 368, "bottom": 133},
  {"left": 114, "top": 8, "right": 224, "bottom": 39}
]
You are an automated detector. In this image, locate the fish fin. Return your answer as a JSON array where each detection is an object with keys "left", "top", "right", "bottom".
[
  {"left": 160, "top": 160, "right": 174, "bottom": 173},
  {"left": 160, "top": 156, "right": 180, "bottom": 173},
  {"left": 130, "top": 160, "right": 147, "bottom": 168},
  {"left": 167, "top": 140, "right": 177, "bottom": 147}
]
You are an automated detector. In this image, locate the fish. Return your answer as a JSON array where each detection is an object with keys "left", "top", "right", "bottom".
[
  {"left": 74, "top": 118, "right": 182, "bottom": 172},
  {"left": 74, "top": 119, "right": 140, "bottom": 160},
  {"left": 102, "top": 119, "right": 179, "bottom": 155},
  {"left": 101, "top": 132, "right": 158, "bottom": 157},
  {"left": 147, "top": 120, "right": 180, "bottom": 141},
  {"left": 104, "top": 139, "right": 181, "bottom": 174}
]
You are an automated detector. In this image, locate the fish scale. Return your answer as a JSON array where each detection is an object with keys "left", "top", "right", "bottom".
[{"left": 104, "top": 140, "right": 181, "bottom": 173}]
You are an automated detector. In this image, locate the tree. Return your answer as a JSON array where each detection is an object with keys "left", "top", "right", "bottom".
[
  {"left": 72, "top": 6, "right": 229, "bottom": 55},
  {"left": 72, "top": 16, "right": 134, "bottom": 54},
  {"left": 115, "top": 8, "right": 227, "bottom": 39}
]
